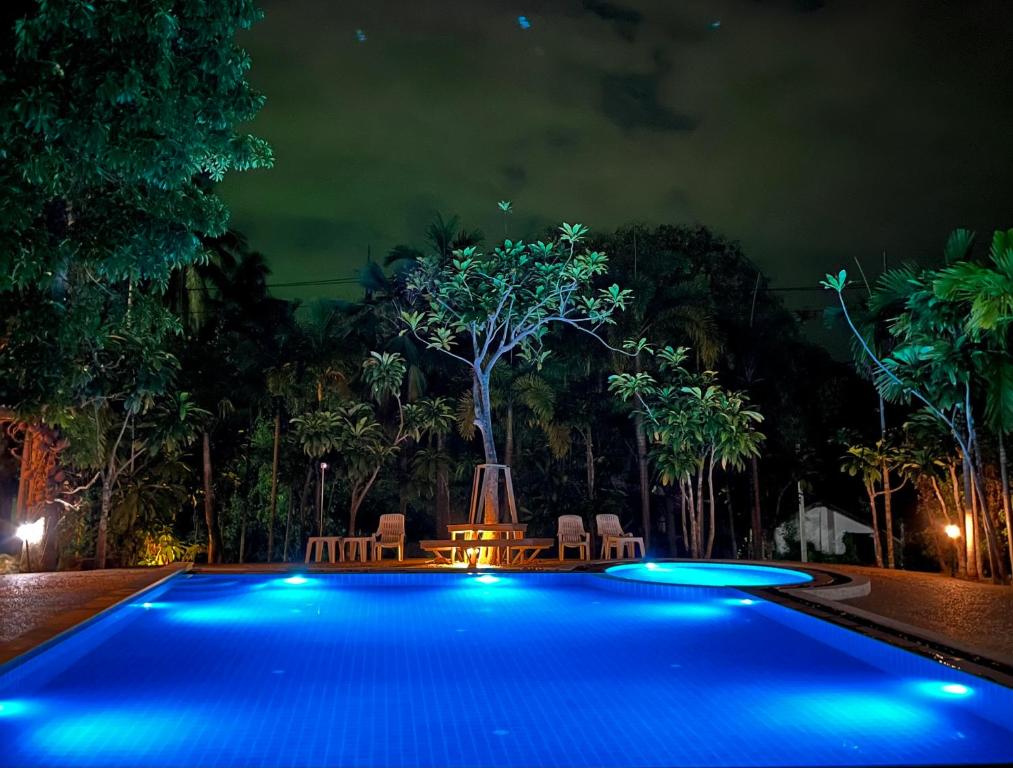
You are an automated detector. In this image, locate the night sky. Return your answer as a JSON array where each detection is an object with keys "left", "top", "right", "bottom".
[{"left": 220, "top": 0, "right": 1013, "bottom": 309}]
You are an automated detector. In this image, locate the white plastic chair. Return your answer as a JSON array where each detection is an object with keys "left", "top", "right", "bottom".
[
  {"left": 596, "top": 514, "right": 625, "bottom": 560},
  {"left": 557, "top": 515, "right": 590, "bottom": 560},
  {"left": 372, "top": 513, "right": 405, "bottom": 561},
  {"left": 596, "top": 513, "right": 644, "bottom": 559}
]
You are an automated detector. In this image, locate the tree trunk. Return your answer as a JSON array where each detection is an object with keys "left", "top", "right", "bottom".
[
  {"left": 953, "top": 461, "right": 978, "bottom": 579},
  {"left": 266, "top": 409, "right": 281, "bottom": 562},
  {"left": 969, "top": 464, "right": 984, "bottom": 578},
  {"left": 634, "top": 410, "right": 651, "bottom": 546},
  {"left": 931, "top": 474, "right": 965, "bottom": 577},
  {"left": 694, "top": 467, "right": 705, "bottom": 558},
  {"left": 473, "top": 372, "right": 500, "bottom": 523},
  {"left": 883, "top": 462, "right": 895, "bottom": 568},
  {"left": 686, "top": 480, "right": 698, "bottom": 558},
  {"left": 680, "top": 482, "right": 689, "bottom": 556},
  {"left": 435, "top": 432, "right": 451, "bottom": 536},
  {"left": 749, "top": 454, "right": 762, "bottom": 559},
  {"left": 504, "top": 399, "right": 514, "bottom": 468},
  {"left": 965, "top": 393, "right": 1006, "bottom": 582},
  {"left": 1000, "top": 433, "right": 1013, "bottom": 578},
  {"left": 879, "top": 396, "right": 895, "bottom": 568},
  {"left": 705, "top": 450, "right": 717, "bottom": 559},
  {"left": 664, "top": 491, "right": 677, "bottom": 556},
  {"left": 202, "top": 431, "right": 223, "bottom": 564},
  {"left": 866, "top": 484, "right": 883, "bottom": 568},
  {"left": 583, "top": 428, "right": 596, "bottom": 501},
  {"left": 726, "top": 484, "right": 738, "bottom": 559},
  {"left": 283, "top": 486, "right": 293, "bottom": 562},
  {"left": 95, "top": 474, "right": 112, "bottom": 569}
]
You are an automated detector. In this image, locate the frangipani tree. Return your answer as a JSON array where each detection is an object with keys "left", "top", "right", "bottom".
[
  {"left": 292, "top": 352, "right": 452, "bottom": 534},
  {"left": 399, "top": 223, "right": 631, "bottom": 521},
  {"left": 822, "top": 229, "right": 1010, "bottom": 582},
  {"left": 609, "top": 346, "right": 764, "bottom": 558}
]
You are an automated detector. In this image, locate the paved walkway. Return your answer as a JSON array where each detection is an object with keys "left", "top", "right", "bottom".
[
  {"left": 826, "top": 564, "right": 1013, "bottom": 661},
  {"left": 0, "top": 566, "right": 182, "bottom": 665}
]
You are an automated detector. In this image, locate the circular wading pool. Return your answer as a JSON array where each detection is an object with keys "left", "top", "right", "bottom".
[{"left": 606, "top": 561, "right": 814, "bottom": 587}]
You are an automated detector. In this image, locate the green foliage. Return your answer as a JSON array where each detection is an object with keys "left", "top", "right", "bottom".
[
  {"left": 610, "top": 347, "right": 765, "bottom": 485},
  {"left": 0, "top": 0, "right": 272, "bottom": 291},
  {"left": 401, "top": 223, "right": 630, "bottom": 371}
]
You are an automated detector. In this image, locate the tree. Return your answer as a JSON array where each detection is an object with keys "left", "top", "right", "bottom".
[
  {"left": 400, "top": 223, "right": 631, "bottom": 521},
  {"left": 1, "top": 1, "right": 271, "bottom": 403},
  {"left": 609, "top": 346, "right": 764, "bottom": 558},
  {"left": 58, "top": 292, "right": 206, "bottom": 568},
  {"left": 823, "top": 231, "right": 1009, "bottom": 582},
  {"left": 292, "top": 352, "right": 453, "bottom": 534},
  {"left": 840, "top": 438, "right": 908, "bottom": 568},
  {"left": 934, "top": 229, "right": 1013, "bottom": 573}
]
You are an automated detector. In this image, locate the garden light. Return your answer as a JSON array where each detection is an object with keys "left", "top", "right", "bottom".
[
  {"left": 944, "top": 524, "right": 961, "bottom": 539},
  {"left": 15, "top": 519, "right": 44, "bottom": 545}
]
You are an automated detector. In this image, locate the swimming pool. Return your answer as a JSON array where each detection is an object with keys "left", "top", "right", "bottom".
[
  {"left": 606, "top": 561, "right": 814, "bottom": 587},
  {"left": 0, "top": 572, "right": 1010, "bottom": 767}
]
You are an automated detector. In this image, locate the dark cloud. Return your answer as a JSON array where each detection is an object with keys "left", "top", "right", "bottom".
[
  {"left": 599, "top": 50, "right": 696, "bottom": 133},
  {"left": 582, "top": 0, "right": 643, "bottom": 41},
  {"left": 500, "top": 164, "right": 528, "bottom": 189},
  {"left": 221, "top": 0, "right": 1013, "bottom": 309}
]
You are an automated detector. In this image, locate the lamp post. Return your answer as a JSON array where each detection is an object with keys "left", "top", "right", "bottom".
[
  {"left": 944, "top": 523, "right": 961, "bottom": 577},
  {"left": 318, "top": 462, "right": 328, "bottom": 536},
  {"left": 15, "top": 518, "right": 45, "bottom": 572}
]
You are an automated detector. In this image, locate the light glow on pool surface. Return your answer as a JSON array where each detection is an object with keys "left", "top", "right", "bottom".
[
  {"left": 607, "top": 562, "right": 813, "bottom": 587},
  {"left": 0, "top": 572, "right": 1009, "bottom": 768}
]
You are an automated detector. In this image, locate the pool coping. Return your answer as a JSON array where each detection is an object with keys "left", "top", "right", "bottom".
[
  {"left": 765, "top": 576, "right": 1013, "bottom": 690},
  {"left": 0, "top": 564, "right": 191, "bottom": 675}
]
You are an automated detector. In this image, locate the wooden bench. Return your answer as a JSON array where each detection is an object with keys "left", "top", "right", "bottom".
[{"left": 420, "top": 537, "right": 553, "bottom": 566}]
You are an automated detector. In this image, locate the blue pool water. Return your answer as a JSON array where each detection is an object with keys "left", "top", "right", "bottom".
[
  {"left": 606, "top": 561, "right": 814, "bottom": 587},
  {"left": 1, "top": 572, "right": 1011, "bottom": 767}
]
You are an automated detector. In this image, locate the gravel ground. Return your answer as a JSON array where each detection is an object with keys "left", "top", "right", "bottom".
[
  {"left": 0, "top": 566, "right": 180, "bottom": 664},
  {"left": 827, "top": 564, "right": 1013, "bottom": 660}
]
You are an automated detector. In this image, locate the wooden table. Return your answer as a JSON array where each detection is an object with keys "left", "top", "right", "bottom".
[
  {"left": 340, "top": 536, "right": 374, "bottom": 563},
  {"left": 446, "top": 523, "right": 526, "bottom": 565},
  {"left": 305, "top": 536, "right": 342, "bottom": 563}
]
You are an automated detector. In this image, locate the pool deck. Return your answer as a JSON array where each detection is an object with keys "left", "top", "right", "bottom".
[
  {"left": 1, "top": 560, "right": 1011, "bottom": 669},
  {"left": 805, "top": 564, "right": 1013, "bottom": 664},
  {"left": 0, "top": 565, "right": 185, "bottom": 665}
]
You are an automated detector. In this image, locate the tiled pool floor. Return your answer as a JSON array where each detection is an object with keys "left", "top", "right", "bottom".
[{"left": 1, "top": 572, "right": 1011, "bottom": 767}]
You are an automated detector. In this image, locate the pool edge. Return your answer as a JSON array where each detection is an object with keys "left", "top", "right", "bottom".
[{"left": 0, "top": 564, "right": 191, "bottom": 674}]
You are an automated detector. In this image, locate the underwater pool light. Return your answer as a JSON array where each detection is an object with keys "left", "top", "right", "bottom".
[
  {"left": 283, "top": 575, "right": 308, "bottom": 585},
  {"left": 475, "top": 575, "right": 500, "bottom": 585},
  {"left": 941, "top": 683, "right": 970, "bottom": 696},
  {"left": 142, "top": 602, "right": 153, "bottom": 609},
  {"left": 645, "top": 562, "right": 659, "bottom": 571},
  {"left": 739, "top": 598, "right": 755, "bottom": 605}
]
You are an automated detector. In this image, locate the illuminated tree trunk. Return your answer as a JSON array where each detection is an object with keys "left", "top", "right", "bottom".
[
  {"left": 930, "top": 474, "right": 965, "bottom": 577},
  {"left": 96, "top": 475, "right": 112, "bottom": 569},
  {"left": 883, "top": 461, "right": 896, "bottom": 568},
  {"left": 866, "top": 484, "right": 884, "bottom": 568},
  {"left": 1000, "top": 433, "right": 1013, "bottom": 577},
  {"left": 952, "top": 462, "right": 978, "bottom": 579},
  {"left": 473, "top": 371, "right": 500, "bottom": 523}
]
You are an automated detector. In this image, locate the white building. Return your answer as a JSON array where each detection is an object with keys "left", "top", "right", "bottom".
[{"left": 774, "top": 503, "right": 874, "bottom": 557}]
